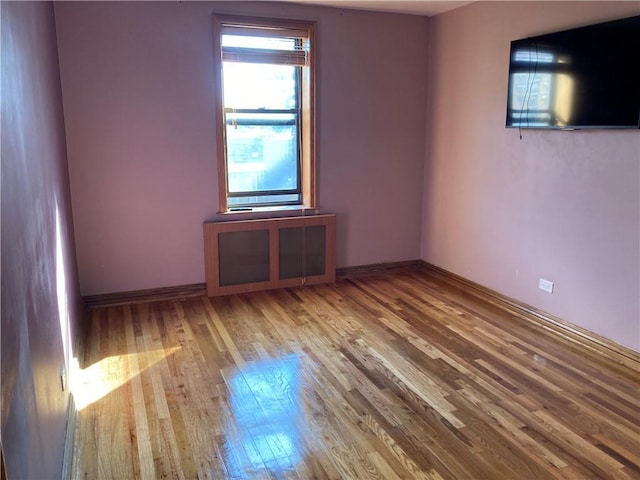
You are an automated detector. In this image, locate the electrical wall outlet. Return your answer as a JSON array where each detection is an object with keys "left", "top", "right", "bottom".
[{"left": 538, "top": 278, "right": 554, "bottom": 294}]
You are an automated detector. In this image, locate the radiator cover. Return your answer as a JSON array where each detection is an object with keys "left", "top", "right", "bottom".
[{"left": 204, "top": 214, "right": 336, "bottom": 296}]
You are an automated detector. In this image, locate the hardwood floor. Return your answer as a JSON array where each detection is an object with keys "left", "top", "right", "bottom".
[{"left": 71, "top": 270, "right": 640, "bottom": 479}]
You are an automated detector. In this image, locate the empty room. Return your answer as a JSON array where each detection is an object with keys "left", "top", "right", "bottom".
[{"left": 1, "top": 1, "right": 639, "bottom": 479}]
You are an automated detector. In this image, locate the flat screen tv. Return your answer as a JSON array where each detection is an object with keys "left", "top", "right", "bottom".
[{"left": 506, "top": 15, "right": 640, "bottom": 130}]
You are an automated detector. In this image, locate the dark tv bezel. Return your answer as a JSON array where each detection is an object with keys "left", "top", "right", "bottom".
[{"left": 505, "top": 15, "right": 640, "bottom": 131}]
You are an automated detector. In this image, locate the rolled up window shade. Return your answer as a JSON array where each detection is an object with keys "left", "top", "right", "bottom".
[
  {"left": 221, "top": 47, "right": 307, "bottom": 66},
  {"left": 221, "top": 23, "right": 310, "bottom": 66}
]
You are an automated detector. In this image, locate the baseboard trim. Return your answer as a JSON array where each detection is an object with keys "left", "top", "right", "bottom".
[
  {"left": 80, "top": 261, "right": 639, "bottom": 368},
  {"left": 418, "top": 261, "right": 639, "bottom": 368},
  {"left": 83, "top": 283, "right": 206, "bottom": 308},
  {"left": 1, "top": 445, "right": 6, "bottom": 480},
  {"left": 82, "top": 262, "right": 421, "bottom": 307},
  {"left": 61, "top": 394, "right": 77, "bottom": 480},
  {"left": 336, "top": 260, "right": 421, "bottom": 278}
]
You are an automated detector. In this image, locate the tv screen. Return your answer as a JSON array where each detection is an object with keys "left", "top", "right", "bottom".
[{"left": 506, "top": 15, "right": 640, "bottom": 130}]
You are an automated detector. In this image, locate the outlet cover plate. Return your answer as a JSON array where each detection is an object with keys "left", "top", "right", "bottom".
[{"left": 539, "top": 278, "right": 554, "bottom": 293}]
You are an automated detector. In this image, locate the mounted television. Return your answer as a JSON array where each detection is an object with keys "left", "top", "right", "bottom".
[{"left": 506, "top": 15, "right": 640, "bottom": 130}]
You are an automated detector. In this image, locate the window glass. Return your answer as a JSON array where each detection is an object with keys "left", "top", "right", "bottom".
[
  {"left": 225, "top": 120, "right": 299, "bottom": 193},
  {"left": 222, "top": 34, "right": 298, "bottom": 51},
  {"left": 223, "top": 63, "right": 297, "bottom": 110}
]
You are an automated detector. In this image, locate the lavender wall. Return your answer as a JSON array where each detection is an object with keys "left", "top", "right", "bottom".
[
  {"left": 1, "top": 2, "right": 82, "bottom": 478},
  {"left": 422, "top": 2, "right": 640, "bottom": 350},
  {"left": 54, "top": 1, "right": 428, "bottom": 296}
]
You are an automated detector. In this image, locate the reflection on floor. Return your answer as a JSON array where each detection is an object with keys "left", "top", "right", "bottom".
[{"left": 224, "top": 355, "right": 302, "bottom": 476}]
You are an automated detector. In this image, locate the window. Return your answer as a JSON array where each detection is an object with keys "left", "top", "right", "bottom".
[{"left": 213, "top": 16, "right": 316, "bottom": 212}]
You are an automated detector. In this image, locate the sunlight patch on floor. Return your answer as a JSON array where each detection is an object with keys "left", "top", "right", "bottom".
[{"left": 71, "top": 347, "right": 181, "bottom": 410}]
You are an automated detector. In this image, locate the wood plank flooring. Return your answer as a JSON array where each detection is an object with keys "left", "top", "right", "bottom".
[{"left": 71, "top": 270, "right": 640, "bottom": 479}]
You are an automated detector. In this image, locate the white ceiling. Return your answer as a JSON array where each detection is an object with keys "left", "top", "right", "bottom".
[{"left": 282, "top": 0, "right": 473, "bottom": 17}]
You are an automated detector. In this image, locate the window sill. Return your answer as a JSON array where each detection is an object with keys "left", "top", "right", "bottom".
[{"left": 217, "top": 205, "right": 320, "bottom": 219}]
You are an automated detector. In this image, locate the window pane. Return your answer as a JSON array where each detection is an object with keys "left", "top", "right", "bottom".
[
  {"left": 223, "top": 62, "right": 297, "bottom": 110},
  {"left": 225, "top": 119, "right": 298, "bottom": 193},
  {"left": 228, "top": 194, "right": 300, "bottom": 207},
  {"left": 222, "top": 34, "right": 298, "bottom": 51}
]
